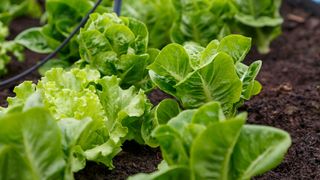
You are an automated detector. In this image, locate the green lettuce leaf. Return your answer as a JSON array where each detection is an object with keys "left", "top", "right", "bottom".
[
  {"left": 0, "top": 107, "right": 67, "bottom": 180},
  {"left": 230, "top": 125, "right": 292, "bottom": 179},
  {"left": 0, "top": 20, "right": 24, "bottom": 76},
  {"left": 149, "top": 35, "right": 261, "bottom": 116},
  {"left": 170, "top": 0, "right": 233, "bottom": 46},
  {"left": 128, "top": 166, "right": 190, "bottom": 180},
  {"left": 15, "top": 27, "right": 53, "bottom": 53},
  {"left": 142, "top": 99, "right": 181, "bottom": 147},
  {"left": 78, "top": 13, "right": 156, "bottom": 90},
  {"left": 122, "top": 0, "right": 176, "bottom": 48},
  {"left": 3, "top": 67, "right": 151, "bottom": 171},
  {"left": 14, "top": 0, "right": 110, "bottom": 63},
  {"left": 120, "top": 0, "right": 282, "bottom": 53},
  {"left": 175, "top": 52, "right": 242, "bottom": 114},
  {"left": 129, "top": 101, "right": 291, "bottom": 180},
  {"left": 96, "top": 76, "right": 149, "bottom": 144},
  {"left": 231, "top": 0, "right": 283, "bottom": 53}
]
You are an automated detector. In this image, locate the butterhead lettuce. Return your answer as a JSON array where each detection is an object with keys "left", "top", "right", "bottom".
[
  {"left": 129, "top": 102, "right": 291, "bottom": 180},
  {"left": 148, "top": 35, "right": 262, "bottom": 116}
]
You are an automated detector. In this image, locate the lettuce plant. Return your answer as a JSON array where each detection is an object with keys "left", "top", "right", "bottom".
[
  {"left": 0, "top": 0, "right": 41, "bottom": 24},
  {"left": 231, "top": 0, "right": 283, "bottom": 53},
  {"left": 129, "top": 101, "right": 291, "bottom": 180},
  {"left": 0, "top": 0, "right": 41, "bottom": 76},
  {"left": 121, "top": 0, "right": 176, "bottom": 48},
  {"left": 170, "top": 0, "right": 234, "bottom": 47},
  {"left": 0, "top": 21, "right": 24, "bottom": 75},
  {"left": 77, "top": 13, "right": 158, "bottom": 90},
  {"left": 1, "top": 67, "right": 151, "bottom": 172},
  {"left": 148, "top": 35, "right": 262, "bottom": 116},
  {"left": 120, "top": 0, "right": 282, "bottom": 53},
  {"left": 15, "top": 0, "right": 112, "bottom": 70}
]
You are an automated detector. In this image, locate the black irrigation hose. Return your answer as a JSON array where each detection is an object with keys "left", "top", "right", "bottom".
[
  {"left": 0, "top": 0, "right": 103, "bottom": 89},
  {"left": 114, "top": 0, "right": 122, "bottom": 16},
  {"left": 288, "top": 0, "right": 320, "bottom": 16}
]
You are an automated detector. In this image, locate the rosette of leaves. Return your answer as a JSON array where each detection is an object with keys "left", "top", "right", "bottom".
[
  {"left": 0, "top": 67, "right": 151, "bottom": 175},
  {"left": 129, "top": 101, "right": 291, "bottom": 180},
  {"left": 231, "top": 0, "right": 283, "bottom": 53},
  {"left": 170, "top": 0, "right": 283, "bottom": 53},
  {"left": 121, "top": 0, "right": 176, "bottom": 48},
  {"left": 170, "top": 0, "right": 234, "bottom": 47},
  {"left": 148, "top": 35, "right": 262, "bottom": 116},
  {"left": 119, "top": 0, "right": 282, "bottom": 53},
  {"left": 15, "top": 0, "right": 113, "bottom": 71},
  {"left": 77, "top": 13, "right": 159, "bottom": 90}
]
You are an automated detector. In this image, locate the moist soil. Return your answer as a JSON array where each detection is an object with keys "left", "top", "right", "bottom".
[{"left": 0, "top": 1, "right": 319, "bottom": 179}]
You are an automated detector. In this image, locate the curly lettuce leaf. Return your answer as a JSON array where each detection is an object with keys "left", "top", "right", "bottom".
[
  {"left": 96, "top": 76, "right": 150, "bottom": 143},
  {"left": 3, "top": 67, "right": 151, "bottom": 170},
  {"left": 0, "top": 21, "right": 24, "bottom": 76},
  {"left": 0, "top": 40, "right": 24, "bottom": 76}
]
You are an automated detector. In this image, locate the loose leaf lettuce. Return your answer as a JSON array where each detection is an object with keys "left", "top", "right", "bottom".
[
  {"left": 0, "top": 0, "right": 41, "bottom": 76},
  {"left": 149, "top": 35, "right": 262, "bottom": 116},
  {"left": 15, "top": 0, "right": 111, "bottom": 65},
  {"left": 3, "top": 67, "right": 151, "bottom": 171},
  {"left": 0, "top": 0, "right": 41, "bottom": 24},
  {"left": 129, "top": 102, "right": 291, "bottom": 180},
  {"left": 0, "top": 38, "right": 24, "bottom": 76},
  {"left": 0, "top": 21, "right": 24, "bottom": 76}
]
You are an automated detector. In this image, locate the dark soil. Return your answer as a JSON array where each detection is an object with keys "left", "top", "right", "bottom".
[
  {"left": 1, "top": 0, "right": 319, "bottom": 179},
  {"left": 0, "top": 16, "right": 45, "bottom": 107},
  {"left": 245, "top": 3, "right": 320, "bottom": 179}
]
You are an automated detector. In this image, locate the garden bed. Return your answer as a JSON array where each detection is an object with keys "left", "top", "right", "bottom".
[{"left": 1, "top": 1, "right": 319, "bottom": 179}]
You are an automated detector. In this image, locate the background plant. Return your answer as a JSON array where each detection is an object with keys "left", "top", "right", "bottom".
[
  {"left": 121, "top": 0, "right": 283, "bottom": 53},
  {"left": 0, "top": 0, "right": 41, "bottom": 76},
  {"left": 15, "top": 0, "right": 113, "bottom": 73}
]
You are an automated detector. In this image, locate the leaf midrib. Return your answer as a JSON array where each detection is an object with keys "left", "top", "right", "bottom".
[{"left": 22, "top": 130, "right": 41, "bottom": 180}]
